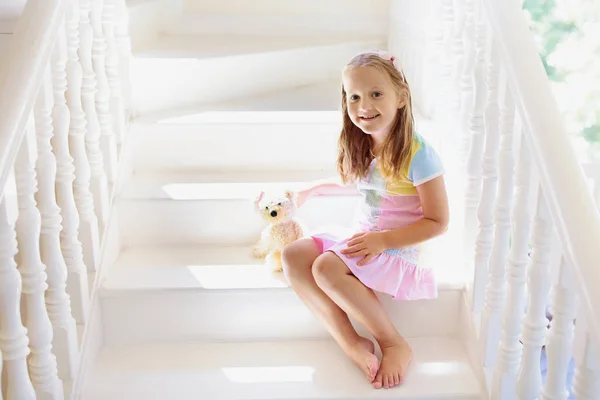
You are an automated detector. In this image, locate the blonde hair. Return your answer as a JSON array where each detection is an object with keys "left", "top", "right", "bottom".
[{"left": 337, "top": 52, "right": 415, "bottom": 184}]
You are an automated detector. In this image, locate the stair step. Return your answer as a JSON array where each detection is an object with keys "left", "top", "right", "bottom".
[
  {"left": 99, "top": 243, "right": 465, "bottom": 345},
  {"left": 117, "top": 169, "right": 464, "bottom": 248},
  {"left": 82, "top": 337, "right": 482, "bottom": 399},
  {"left": 130, "top": 35, "right": 384, "bottom": 115}
]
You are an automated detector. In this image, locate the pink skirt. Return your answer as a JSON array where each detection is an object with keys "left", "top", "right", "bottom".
[{"left": 312, "top": 233, "right": 437, "bottom": 301}]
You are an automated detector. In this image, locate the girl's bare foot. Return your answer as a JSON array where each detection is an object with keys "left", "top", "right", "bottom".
[
  {"left": 345, "top": 337, "right": 379, "bottom": 383},
  {"left": 373, "top": 338, "right": 412, "bottom": 389}
]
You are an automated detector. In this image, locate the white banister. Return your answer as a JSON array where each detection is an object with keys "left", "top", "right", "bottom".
[
  {"left": 1, "top": 0, "right": 131, "bottom": 396},
  {"left": 467, "top": 6, "right": 488, "bottom": 312},
  {"left": 572, "top": 313, "right": 600, "bottom": 399},
  {"left": 0, "top": 188, "right": 35, "bottom": 399},
  {"left": 101, "top": 0, "right": 127, "bottom": 173},
  {"left": 0, "top": 0, "right": 65, "bottom": 196},
  {"left": 54, "top": 11, "right": 91, "bottom": 327},
  {"left": 541, "top": 255, "right": 577, "bottom": 399},
  {"left": 491, "top": 132, "right": 536, "bottom": 398},
  {"left": 480, "top": 72, "right": 515, "bottom": 367},
  {"left": 43, "top": 35, "right": 81, "bottom": 381},
  {"left": 81, "top": 0, "right": 112, "bottom": 236},
  {"left": 68, "top": 0, "right": 101, "bottom": 273},
  {"left": 482, "top": 0, "right": 600, "bottom": 348},
  {"left": 15, "top": 115, "right": 63, "bottom": 399}
]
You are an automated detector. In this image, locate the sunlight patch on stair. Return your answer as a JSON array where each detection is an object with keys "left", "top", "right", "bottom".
[
  {"left": 417, "top": 361, "right": 469, "bottom": 376},
  {"left": 187, "top": 265, "right": 288, "bottom": 289},
  {"left": 161, "top": 182, "right": 307, "bottom": 200},
  {"left": 222, "top": 366, "right": 315, "bottom": 383}
]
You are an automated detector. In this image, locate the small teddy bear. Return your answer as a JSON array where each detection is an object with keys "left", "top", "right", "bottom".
[{"left": 252, "top": 190, "right": 305, "bottom": 272}]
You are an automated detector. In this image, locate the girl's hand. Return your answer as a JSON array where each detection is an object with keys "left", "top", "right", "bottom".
[{"left": 340, "top": 232, "right": 387, "bottom": 266}]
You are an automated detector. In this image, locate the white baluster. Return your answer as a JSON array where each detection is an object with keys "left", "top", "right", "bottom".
[
  {"left": 480, "top": 79, "right": 515, "bottom": 367},
  {"left": 450, "top": 0, "right": 465, "bottom": 119},
  {"left": 66, "top": 0, "right": 101, "bottom": 272},
  {"left": 58, "top": 4, "right": 91, "bottom": 323},
  {"left": 491, "top": 133, "right": 535, "bottom": 399},
  {"left": 458, "top": 0, "right": 476, "bottom": 157},
  {"left": 466, "top": 9, "right": 489, "bottom": 312},
  {"left": 114, "top": 0, "right": 132, "bottom": 118},
  {"left": 0, "top": 180, "right": 35, "bottom": 399},
  {"left": 571, "top": 313, "right": 600, "bottom": 399},
  {"left": 517, "top": 188, "right": 553, "bottom": 399},
  {"left": 472, "top": 38, "right": 500, "bottom": 314},
  {"left": 540, "top": 256, "right": 578, "bottom": 400},
  {"left": 102, "top": 0, "right": 128, "bottom": 159},
  {"left": 41, "top": 32, "right": 81, "bottom": 382},
  {"left": 79, "top": 0, "right": 111, "bottom": 237},
  {"left": 15, "top": 116, "right": 64, "bottom": 399}
]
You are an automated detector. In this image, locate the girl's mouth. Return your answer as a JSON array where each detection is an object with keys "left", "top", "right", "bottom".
[{"left": 360, "top": 114, "right": 380, "bottom": 120}]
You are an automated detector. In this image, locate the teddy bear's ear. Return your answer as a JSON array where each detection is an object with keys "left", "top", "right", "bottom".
[
  {"left": 254, "top": 191, "right": 265, "bottom": 212},
  {"left": 285, "top": 190, "right": 296, "bottom": 202}
]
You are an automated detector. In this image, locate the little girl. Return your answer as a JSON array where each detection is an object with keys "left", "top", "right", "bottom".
[{"left": 282, "top": 51, "right": 449, "bottom": 390}]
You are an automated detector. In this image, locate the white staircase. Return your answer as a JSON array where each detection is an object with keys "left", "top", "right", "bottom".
[
  {"left": 2, "top": 0, "right": 600, "bottom": 399},
  {"left": 71, "top": 1, "right": 483, "bottom": 397}
]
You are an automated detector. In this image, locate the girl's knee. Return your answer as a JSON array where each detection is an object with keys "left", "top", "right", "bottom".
[
  {"left": 281, "top": 238, "right": 319, "bottom": 276},
  {"left": 312, "top": 252, "right": 344, "bottom": 288}
]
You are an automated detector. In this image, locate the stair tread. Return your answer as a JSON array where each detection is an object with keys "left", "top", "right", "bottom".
[
  {"left": 120, "top": 170, "right": 338, "bottom": 199},
  {"left": 101, "top": 241, "right": 465, "bottom": 294},
  {"left": 135, "top": 34, "right": 385, "bottom": 59},
  {"left": 83, "top": 337, "right": 481, "bottom": 399}
]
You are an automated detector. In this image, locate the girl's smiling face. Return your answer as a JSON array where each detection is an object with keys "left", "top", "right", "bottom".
[{"left": 343, "top": 65, "right": 404, "bottom": 143}]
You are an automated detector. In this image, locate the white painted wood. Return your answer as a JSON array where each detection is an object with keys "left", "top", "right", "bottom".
[
  {"left": 102, "top": 0, "right": 128, "bottom": 156},
  {"left": 82, "top": 337, "right": 481, "bottom": 399},
  {"left": 516, "top": 188, "right": 553, "bottom": 399},
  {"left": 491, "top": 131, "right": 535, "bottom": 399},
  {"left": 480, "top": 77, "right": 515, "bottom": 368},
  {"left": 15, "top": 115, "right": 64, "bottom": 400},
  {"left": 56, "top": 3, "right": 90, "bottom": 324},
  {"left": 99, "top": 244, "right": 464, "bottom": 345},
  {"left": 78, "top": 0, "right": 111, "bottom": 237},
  {"left": 467, "top": 12, "right": 489, "bottom": 313},
  {"left": 40, "top": 39, "right": 81, "bottom": 384},
  {"left": 90, "top": 0, "right": 119, "bottom": 195},
  {"left": 0, "top": 0, "right": 66, "bottom": 205},
  {"left": 114, "top": 0, "right": 132, "bottom": 115},
  {"left": 540, "top": 256, "right": 577, "bottom": 400},
  {"left": 482, "top": 0, "right": 600, "bottom": 346},
  {"left": 572, "top": 312, "right": 600, "bottom": 399},
  {"left": 0, "top": 181, "right": 35, "bottom": 399},
  {"left": 458, "top": 0, "right": 476, "bottom": 157},
  {"left": 66, "top": 0, "right": 100, "bottom": 272},
  {"left": 472, "top": 38, "right": 500, "bottom": 321},
  {"left": 129, "top": 36, "right": 383, "bottom": 116}
]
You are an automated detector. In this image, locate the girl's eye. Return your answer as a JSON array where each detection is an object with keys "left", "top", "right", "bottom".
[
  {"left": 349, "top": 94, "right": 359, "bottom": 101},
  {"left": 372, "top": 92, "right": 383, "bottom": 98}
]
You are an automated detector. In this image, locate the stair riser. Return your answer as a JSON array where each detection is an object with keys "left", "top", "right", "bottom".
[
  {"left": 164, "top": 14, "right": 388, "bottom": 37},
  {"left": 130, "top": 41, "right": 381, "bottom": 116},
  {"left": 117, "top": 196, "right": 359, "bottom": 246},
  {"left": 100, "top": 289, "right": 461, "bottom": 345},
  {"left": 130, "top": 123, "right": 340, "bottom": 173}
]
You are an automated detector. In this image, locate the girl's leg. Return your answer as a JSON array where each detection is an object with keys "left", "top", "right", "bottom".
[
  {"left": 312, "top": 252, "right": 412, "bottom": 390},
  {"left": 281, "top": 239, "right": 379, "bottom": 382}
]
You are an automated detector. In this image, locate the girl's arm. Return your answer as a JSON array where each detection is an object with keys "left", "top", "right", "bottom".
[
  {"left": 381, "top": 175, "right": 449, "bottom": 249},
  {"left": 296, "top": 176, "right": 358, "bottom": 207}
]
